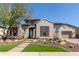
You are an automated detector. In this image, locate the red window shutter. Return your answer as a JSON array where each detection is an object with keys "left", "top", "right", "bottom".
[
  {"left": 46, "top": 27, "right": 49, "bottom": 36},
  {"left": 40, "top": 26, "right": 42, "bottom": 36},
  {"left": 40, "top": 26, "right": 42, "bottom": 32},
  {"left": 47, "top": 27, "right": 49, "bottom": 32}
]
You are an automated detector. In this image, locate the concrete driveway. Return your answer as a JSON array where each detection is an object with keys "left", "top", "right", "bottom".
[{"left": 65, "top": 39, "right": 79, "bottom": 44}]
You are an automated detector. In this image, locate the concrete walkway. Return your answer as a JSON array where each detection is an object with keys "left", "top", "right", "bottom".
[{"left": 9, "top": 41, "right": 30, "bottom": 52}]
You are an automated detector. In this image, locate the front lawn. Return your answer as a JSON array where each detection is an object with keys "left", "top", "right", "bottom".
[
  {"left": 22, "top": 44, "right": 68, "bottom": 52},
  {"left": 0, "top": 44, "right": 17, "bottom": 52}
]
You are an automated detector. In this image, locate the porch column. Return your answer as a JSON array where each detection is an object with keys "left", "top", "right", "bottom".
[
  {"left": 33, "top": 29, "right": 35, "bottom": 38},
  {"left": 24, "top": 28, "right": 29, "bottom": 38}
]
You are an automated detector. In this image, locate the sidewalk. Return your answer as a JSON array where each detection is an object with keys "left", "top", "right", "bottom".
[
  {"left": 9, "top": 41, "right": 30, "bottom": 52},
  {"left": 0, "top": 52, "right": 79, "bottom": 56}
]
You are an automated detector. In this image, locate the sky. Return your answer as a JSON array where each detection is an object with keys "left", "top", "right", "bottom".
[{"left": 27, "top": 3, "right": 79, "bottom": 26}]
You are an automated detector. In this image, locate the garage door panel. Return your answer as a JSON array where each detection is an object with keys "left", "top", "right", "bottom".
[
  {"left": 62, "top": 31, "right": 72, "bottom": 38},
  {"left": 62, "top": 35, "right": 69, "bottom": 38}
]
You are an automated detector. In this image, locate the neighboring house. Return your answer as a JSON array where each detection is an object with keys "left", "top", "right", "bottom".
[{"left": 0, "top": 19, "right": 76, "bottom": 39}]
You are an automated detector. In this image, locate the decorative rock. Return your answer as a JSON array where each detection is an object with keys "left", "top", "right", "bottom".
[
  {"left": 59, "top": 41, "right": 67, "bottom": 45},
  {"left": 33, "top": 40, "right": 37, "bottom": 42},
  {"left": 43, "top": 40, "right": 46, "bottom": 42},
  {"left": 68, "top": 44, "right": 75, "bottom": 48},
  {"left": 14, "top": 40, "right": 19, "bottom": 42}
]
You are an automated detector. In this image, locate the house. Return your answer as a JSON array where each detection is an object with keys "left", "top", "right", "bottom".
[
  {"left": 22, "top": 19, "right": 76, "bottom": 39},
  {"left": 0, "top": 19, "right": 76, "bottom": 39}
]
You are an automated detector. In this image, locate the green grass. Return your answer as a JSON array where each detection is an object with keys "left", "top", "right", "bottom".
[
  {"left": 0, "top": 44, "right": 17, "bottom": 52},
  {"left": 22, "top": 44, "right": 68, "bottom": 52}
]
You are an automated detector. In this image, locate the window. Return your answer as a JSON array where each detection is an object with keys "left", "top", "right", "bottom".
[
  {"left": 40, "top": 26, "right": 49, "bottom": 36},
  {"left": 13, "top": 27, "right": 18, "bottom": 36}
]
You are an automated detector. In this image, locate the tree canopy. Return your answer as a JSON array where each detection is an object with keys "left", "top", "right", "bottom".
[{"left": 0, "top": 3, "right": 32, "bottom": 41}]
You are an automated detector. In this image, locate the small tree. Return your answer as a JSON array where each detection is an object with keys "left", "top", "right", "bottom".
[
  {"left": 0, "top": 3, "right": 31, "bottom": 41},
  {"left": 0, "top": 4, "right": 10, "bottom": 41}
]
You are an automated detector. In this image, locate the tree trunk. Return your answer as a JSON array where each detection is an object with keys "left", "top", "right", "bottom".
[
  {"left": 11, "top": 27, "right": 14, "bottom": 41},
  {"left": 7, "top": 25, "right": 15, "bottom": 40},
  {"left": 7, "top": 25, "right": 12, "bottom": 36}
]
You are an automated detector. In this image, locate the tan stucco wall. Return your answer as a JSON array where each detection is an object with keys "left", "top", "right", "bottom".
[
  {"left": 0, "top": 28, "right": 4, "bottom": 38},
  {"left": 36, "top": 19, "right": 54, "bottom": 39},
  {"left": 24, "top": 27, "right": 29, "bottom": 38}
]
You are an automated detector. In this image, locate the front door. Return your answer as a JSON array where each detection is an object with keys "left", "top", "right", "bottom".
[{"left": 29, "top": 28, "right": 33, "bottom": 38}]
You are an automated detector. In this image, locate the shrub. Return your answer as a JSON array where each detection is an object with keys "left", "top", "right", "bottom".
[
  {"left": 57, "top": 39, "right": 67, "bottom": 44},
  {"left": 46, "top": 39, "right": 53, "bottom": 43},
  {"left": 43, "top": 42, "right": 48, "bottom": 44},
  {"left": 68, "top": 44, "right": 75, "bottom": 48}
]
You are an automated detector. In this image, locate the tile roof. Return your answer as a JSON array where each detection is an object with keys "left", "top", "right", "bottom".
[{"left": 54, "top": 22, "right": 76, "bottom": 28}]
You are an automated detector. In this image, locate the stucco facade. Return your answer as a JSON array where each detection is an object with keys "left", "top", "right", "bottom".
[
  {"left": 23, "top": 19, "right": 76, "bottom": 39},
  {"left": 36, "top": 19, "right": 54, "bottom": 39},
  {"left": 25, "top": 19, "right": 76, "bottom": 39}
]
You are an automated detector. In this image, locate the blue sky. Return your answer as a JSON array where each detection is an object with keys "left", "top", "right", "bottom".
[{"left": 27, "top": 3, "right": 79, "bottom": 26}]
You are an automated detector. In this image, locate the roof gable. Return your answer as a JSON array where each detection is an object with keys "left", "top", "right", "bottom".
[{"left": 37, "top": 18, "right": 54, "bottom": 24}]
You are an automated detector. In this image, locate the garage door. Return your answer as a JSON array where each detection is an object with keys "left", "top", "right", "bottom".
[{"left": 62, "top": 31, "right": 72, "bottom": 38}]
